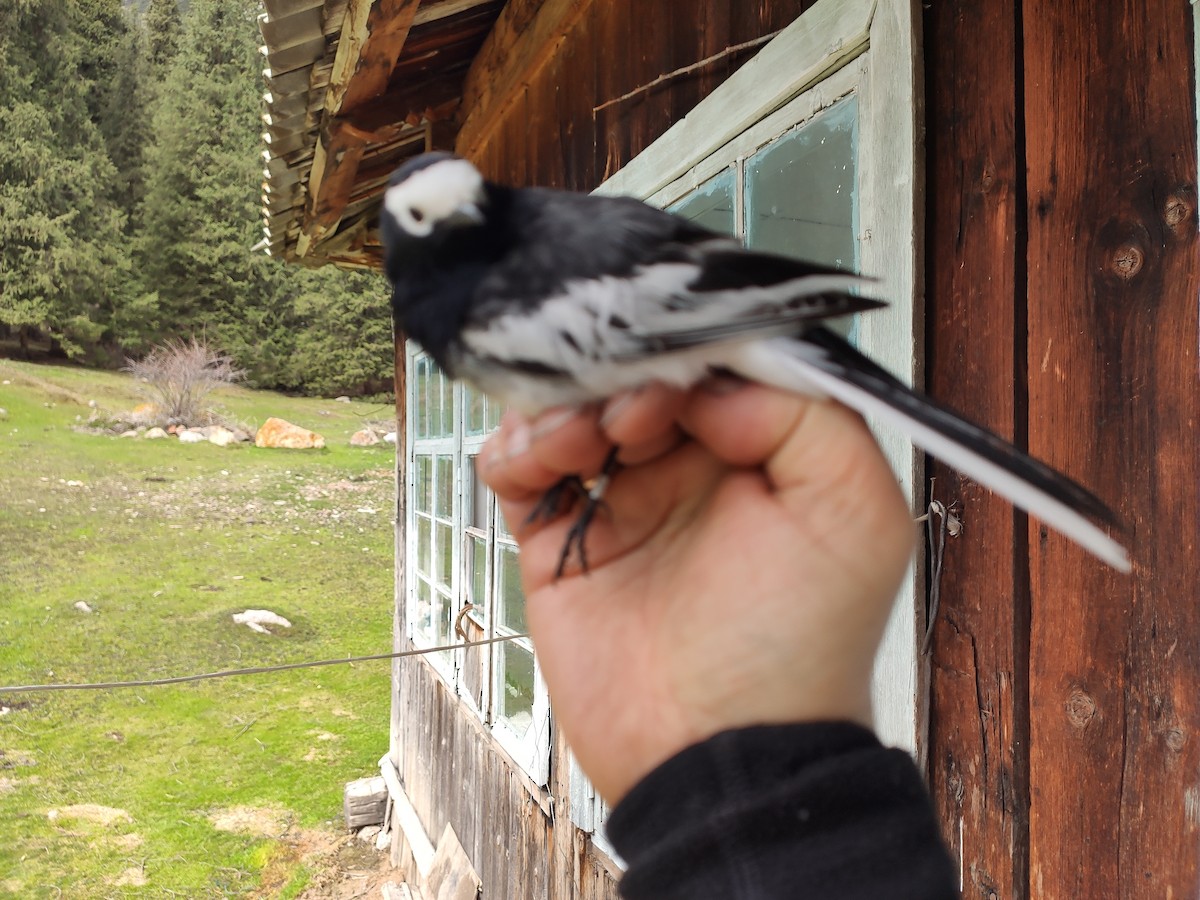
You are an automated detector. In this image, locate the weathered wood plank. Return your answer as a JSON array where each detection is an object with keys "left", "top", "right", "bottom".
[
  {"left": 923, "top": 2, "right": 1027, "bottom": 896},
  {"left": 456, "top": 0, "right": 597, "bottom": 160},
  {"left": 326, "top": 0, "right": 420, "bottom": 116},
  {"left": 1024, "top": 0, "right": 1199, "bottom": 896}
]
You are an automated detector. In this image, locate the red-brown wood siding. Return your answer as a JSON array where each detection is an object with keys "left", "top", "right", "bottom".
[
  {"left": 461, "top": 0, "right": 813, "bottom": 189},
  {"left": 924, "top": 2, "right": 1028, "bottom": 895},
  {"left": 926, "top": 1, "right": 1199, "bottom": 896}
]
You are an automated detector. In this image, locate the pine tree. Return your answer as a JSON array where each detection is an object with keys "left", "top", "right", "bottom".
[{"left": 0, "top": 0, "right": 131, "bottom": 359}]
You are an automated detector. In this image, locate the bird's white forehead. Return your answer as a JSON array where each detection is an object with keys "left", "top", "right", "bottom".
[{"left": 384, "top": 158, "right": 483, "bottom": 226}]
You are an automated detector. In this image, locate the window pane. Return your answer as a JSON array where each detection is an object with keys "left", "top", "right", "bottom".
[
  {"left": 468, "top": 535, "right": 487, "bottom": 612},
  {"left": 498, "top": 545, "right": 526, "bottom": 633},
  {"left": 465, "top": 385, "right": 486, "bottom": 435},
  {"left": 415, "top": 455, "right": 432, "bottom": 513},
  {"left": 745, "top": 96, "right": 857, "bottom": 271},
  {"left": 466, "top": 457, "right": 488, "bottom": 530},
  {"left": 416, "top": 515, "right": 431, "bottom": 576},
  {"left": 429, "top": 365, "right": 442, "bottom": 438},
  {"left": 486, "top": 398, "right": 502, "bottom": 431},
  {"left": 434, "top": 590, "right": 453, "bottom": 645},
  {"left": 437, "top": 522, "right": 453, "bottom": 588},
  {"left": 435, "top": 455, "right": 454, "bottom": 518},
  {"left": 497, "top": 643, "right": 535, "bottom": 738},
  {"left": 415, "top": 357, "right": 428, "bottom": 439},
  {"left": 414, "top": 578, "right": 433, "bottom": 642},
  {"left": 441, "top": 370, "right": 455, "bottom": 437},
  {"left": 668, "top": 168, "right": 736, "bottom": 236}
]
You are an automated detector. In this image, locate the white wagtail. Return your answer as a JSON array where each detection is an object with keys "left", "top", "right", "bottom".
[{"left": 380, "top": 152, "right": 1130, "bottom": 575}]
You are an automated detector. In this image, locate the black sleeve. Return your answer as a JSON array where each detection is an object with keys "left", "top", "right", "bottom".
[{"left": 604, "top": 722, "right": 959, "bottom": 900}]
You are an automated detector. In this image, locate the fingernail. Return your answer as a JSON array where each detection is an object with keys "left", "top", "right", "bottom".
[
  {"left": 505, "top": 418, "right": 531, "bottom": 458},
  {"left": 599, "top": 392, "right": 639, "bottom": 430},
  {"left": 531, "top": 407, "right": 579, "bottom": 440},
  {"left": 701, "top": 374, "right": 747, "bottom": 396}
]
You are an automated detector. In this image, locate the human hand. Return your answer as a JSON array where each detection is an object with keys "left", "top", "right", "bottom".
[{"left": 477, "top": 380, "right": 914, "bottom": 805}]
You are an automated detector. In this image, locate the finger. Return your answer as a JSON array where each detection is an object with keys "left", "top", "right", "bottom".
[
  {"left": 599, "top": 384, "right": 686, "bottom": 447},
  {"left": 479, "top": 412, "right": 569, "bottom": 501},
  {"left": 526, "top": 405, "right": 613, "bottom": 478},
  {"left": 616, "top": 425, "right": 686, "bottom": 466}
]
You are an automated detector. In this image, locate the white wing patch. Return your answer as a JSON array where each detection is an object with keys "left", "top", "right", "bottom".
[{"left": 457, "top": 261, "right": 867, "bottom": 413}]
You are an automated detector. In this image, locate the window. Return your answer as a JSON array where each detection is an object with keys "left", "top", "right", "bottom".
[
  {"left": 581, "top": 0, "right": 921, "bottom": 839},
  {"left": 405, "top": 354, "right": 551, "bottom": 783}
]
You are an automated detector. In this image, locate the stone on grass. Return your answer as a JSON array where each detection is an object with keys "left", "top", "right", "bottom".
[
  {"left": 178, "top": 430, "right": 206, "bottom": 444},
  {"left": 74, "top": 601, "right": 94, "bottom": 614},
  {"left": 0, "top": 408, "right": 7, "bottom": 419},
  {"left": 350, "top": 428, "right": 380, "bottom": 447},
  {"left": 144, "top": 427, "right": 168, "bottom": 439},
  {"left": 255, "top": 417, "right": 325, "bottom": 450},
  {"left": 207, "top": 426, "right": 237, "bottom": 447},
  {"left": 335, "top": 396, "right": 351, "bottom": 403},
  {"left": 384, "top": 432, "right": 397, "bottom": 444},
  {"left": 119, "top": 429, "right": 138, "bottom": 438},
  {"left": 232, "top": 609, "right": 292, "bottom": 634}
]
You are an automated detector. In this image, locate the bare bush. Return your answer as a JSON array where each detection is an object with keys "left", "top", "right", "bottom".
[{"left": 125, "top": 337, "right": 244, "bottom": 426}]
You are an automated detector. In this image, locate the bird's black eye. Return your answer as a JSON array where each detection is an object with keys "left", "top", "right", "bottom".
[{"left": 409, "top": 207, "right": 425, "bottom": 224}]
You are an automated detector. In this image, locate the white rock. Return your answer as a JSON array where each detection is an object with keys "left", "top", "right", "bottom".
[
  {"left": 144, "top": 427, "right": 169, "bottom": 439},
  {"left": 87, "top": 400, "right": 97, "bottom": 408},
  {"left": 74, "top": 601, "right": 93, "bottom": 614},
  {"left": 119, "top": 430, "right": 138, "bottom": 438},
  {"left": 334, "top": 396, "right": 351, "bottom": 403},
  {"left": 178, "top": 431, "right": 205, "bottom": 444},
  {"left": 357, "top": 825, "right": 381, "bottom": 843},
  {"left": 383, "top": 432, "right": 397, "bottom": 444},
  {"left": 207, "top": 426, "right": 236, "bottom": 447},
  {"left": 232, "top": 609, "right": 292, "bottom": 633}
]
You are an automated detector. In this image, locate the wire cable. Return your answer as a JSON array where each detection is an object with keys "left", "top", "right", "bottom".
[{"left": 0, "top": 632, "right": 529, "bottom": 695}]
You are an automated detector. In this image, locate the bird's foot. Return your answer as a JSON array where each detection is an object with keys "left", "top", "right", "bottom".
[{"left": 553, "top": 448, "right": 621, "bottom": 579}]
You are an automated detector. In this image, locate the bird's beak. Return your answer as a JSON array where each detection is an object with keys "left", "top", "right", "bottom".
[{"left": 446, "top": 202, "right": 485, "bottom": 228}]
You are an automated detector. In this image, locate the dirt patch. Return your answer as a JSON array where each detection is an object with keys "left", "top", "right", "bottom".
[
  {"left": 209, "top": 805, "right": 293, "bottom": 838},
  {"left": 47, "top": 804, "right": 132, "bottom": 827},
  {"left": 111, "top": 866, "right": 149, "bottom": 887},
  {"left": 246, "top": 827, "right": 400, "bottom": 900}
]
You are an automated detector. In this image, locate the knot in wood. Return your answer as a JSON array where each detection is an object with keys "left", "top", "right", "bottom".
[
  {"left": 1065, "top": 689, "right": 1097, "bottom": 729},
  {"left": 1109, "top": 242, "right": 1144, "bottom": 280},
  {"left": 1165, "top": 729, "right": 1186, "bottom": 752},
  {"left": 1164, "top": 191, "right": 1195, "bottom": 237}
]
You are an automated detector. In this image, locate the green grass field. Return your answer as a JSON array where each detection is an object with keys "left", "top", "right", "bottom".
[{"left": 0, "top": 359, "right": 398, "bottom": 898}]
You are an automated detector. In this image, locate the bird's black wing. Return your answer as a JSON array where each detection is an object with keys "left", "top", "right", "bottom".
[{"left": 466, "top": 188, "right": 880, "bottom": 356}]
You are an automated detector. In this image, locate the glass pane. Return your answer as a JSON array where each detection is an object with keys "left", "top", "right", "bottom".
[
  {"left": 414, "top": 578, "right": 433, "bottom": 641},
  {"left": 466, "top": 457, "right": 488, "bottom": 529},
  {"left": 498, "top": 545, "right": 526, "bottom": 633},
  {"left": 435, "top": 455, "right": 454, "bottom": 519},
  {"left": 415, "top": 455, "right": 432, "bottom": 513},
  {"left": 745, "top": 96, "right": 858, "bottom": 271},
  {"left": 414, "top": 357, "right": 428, "bottom": 439},
  {"left": 468, "top": 535, "right": 487, "bottom": 612},
  {"left": 497, "top": 643, "right": 535, "bottom": 738},
  {"left": 429, "top": 365, "right": 442, "bottom": 438},
  {"left": 416, "top": 515, "right": 431, "bottom": 576},
  {"left": 486, "top": 398, "right": 502, "bottom": 431},
  {"left": 465, "top": 385, "right": 486, "bottom": 435},
  {"left": 668, "top": 167, "right": 736, "bottom": 236},
  {"left": 436, "top": 522, "right": 453, "bottom": 588},
  {"left": 441, "top": 370, "right": 455, "bottom": 437},
  {"left": 434, "top": 590, "right": 453, "bottom": 645}
]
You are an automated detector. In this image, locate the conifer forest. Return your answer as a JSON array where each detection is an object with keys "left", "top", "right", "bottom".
[{"left": 0, "top": 0, "right": 395, "bottom": 397}]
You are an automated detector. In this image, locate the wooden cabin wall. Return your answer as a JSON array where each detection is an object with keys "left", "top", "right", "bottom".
[
  {"left": 456, "top": 0, "right": 814, "bottom": 190},
  {"left": 394, "top": 651, "right": 621, "bottom": 899},
  {"left": 925, "top": 1, "right": 1199, "bottom": 897}
]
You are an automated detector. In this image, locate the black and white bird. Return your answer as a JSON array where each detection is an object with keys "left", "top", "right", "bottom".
[{"left": 380, "top": 152, "right": 1130, "bottom": 574}]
